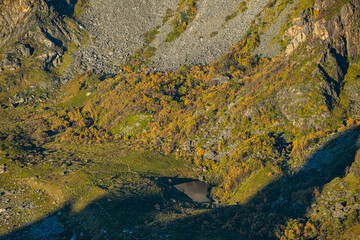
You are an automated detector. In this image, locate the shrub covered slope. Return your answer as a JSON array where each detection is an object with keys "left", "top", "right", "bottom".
[{"left": 0, "top": 0, "right": 360, "bottom": 239}]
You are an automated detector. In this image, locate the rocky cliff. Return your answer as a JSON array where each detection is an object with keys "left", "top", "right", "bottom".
[{"left": 0, "top": 0, "right": 45, "bottom": 49}]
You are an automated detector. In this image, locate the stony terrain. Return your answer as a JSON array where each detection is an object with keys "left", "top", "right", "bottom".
[
  {"left": 253, "top": 0, "right": 298, "bottom": 57},
  {"left": 69, "top": 0, "right": 271, "bottom": 73},
  {"left": 150, "top": 0, "right": 269, "bottom": 71},
  {"left": 69, "top": 0, "right": 179, "bottom": 74}
]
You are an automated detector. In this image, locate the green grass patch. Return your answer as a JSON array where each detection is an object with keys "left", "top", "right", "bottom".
[
  {"left": 210, "top": 31, "right": 218, "bottom": 38},
  {"left": 225, "top": 11, "right": 238, "bottom": 22},
  {"left": 73, "top": 0, "right": 90, "bottom": 19},
  {"left": 238, "top": 1, "right": 247, "bottom": 10},
  {"left": 57, "top": 42, "right": 78, "bottom": 74},
  {"left": 110, "top": 114, "right": 151, "bottom": 137},
  {"left": 163, "top": 8, "right": 174, "bottom": 24},
  {"left": 116, "top": 151, "right": 186, "bottom": 176},
  {"left": 60, "top": 72, "right": 101, "bottom": 107},
  {"left": 65, "top": 89, "right": 92, "bottom": 107},
  {"left": 227, "top": 167, "right": 276, "bottom": 205},
  {"left": 56, "top": 18, "right": 89, "bottom": 74},
  {"left": 165, "top": 0, "right": 199, "bottom": 42},
  {"left": 143, "top": 29, "right": 159, "bottom": 45}
]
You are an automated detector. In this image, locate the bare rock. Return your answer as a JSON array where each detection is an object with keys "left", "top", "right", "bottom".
[
  {"left": 0, "top": 0, "right": 48, "bottom": 49},
  {"left": 16, "top": 44, "right": 33, "bottom": 58},
  {"left": 0, "top": 57, "right": 21, "bottom": 71},
  {"left": 313, "top": 20, "right": 329, "bottom": 41},
  {"left": 211, "top": 75, "right": 229, "bottom": 85},
  {"left": 203, "top": 150, "right": 216, "bottom": 160},
  {"left": 332, "top": 209, "right": 346, "bottom": 219},
  {"left": 285, "top": 27, "right": 310, "bottom": 55}
]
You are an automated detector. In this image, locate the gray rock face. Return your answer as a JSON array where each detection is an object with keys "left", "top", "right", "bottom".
[
  {"left": 16, "top": 44, "right": 32, "bottom": 58},
  {"left": 210, "top": 75, "right": 230, "bottom": 86},
  {"left": 0, "top": 57, "right": 21, "bottom": 71},
  {"left": 0, "top": 44, "right": 34, "bottom": 71},
  {"left": 253, "top": 1, "right": 298, "bottom": 58}
]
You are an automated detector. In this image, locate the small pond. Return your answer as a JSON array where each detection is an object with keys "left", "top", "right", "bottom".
[{"left": 174, "top": 181, "right": 211, "bottom": 203}]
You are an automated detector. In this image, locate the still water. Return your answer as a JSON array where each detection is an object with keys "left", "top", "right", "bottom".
[{"left": 174, "top": 181, "right": 211, "bottom": 203}]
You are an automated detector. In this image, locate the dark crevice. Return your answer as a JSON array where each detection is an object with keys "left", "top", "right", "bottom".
[
  {"left": 318, "top": 44, "right": 349, "bottom": 112},
  {"left": 46, "top": 0, "right": 79, "bottom": 17},
  {"left": 318, "top": 64, "right": 339, "bottom": 111},
  {"left": 329, "top": 40, "right": 349, "bottom": 82}
]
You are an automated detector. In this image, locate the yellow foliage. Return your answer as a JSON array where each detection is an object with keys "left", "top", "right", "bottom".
[
  {"left": 346, "top": 117, "right": 355, "bottom": 126},
  {"left": 195, "top": 147, "right": 205, "bottom": 156}
]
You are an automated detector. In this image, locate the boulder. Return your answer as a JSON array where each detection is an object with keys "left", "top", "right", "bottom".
[
  {"left": 210, "top": 75, "right": 230, "bottom": 85},
  {"left": 332, "top": 209, "right": 346, "bottom": 219},
  {"left": 16, "top": 44, "right": 32, "bottom": 58}
]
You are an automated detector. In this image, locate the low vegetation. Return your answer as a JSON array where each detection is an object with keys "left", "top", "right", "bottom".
[
  {"left": 0, "top": 0, "right": 359, "bottom": 238},
  {"left": 165, "top": 0, "right": 199, "bottom": 42}
]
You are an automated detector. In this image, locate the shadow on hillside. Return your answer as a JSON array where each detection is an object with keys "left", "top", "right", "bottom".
[
  {"left": 1, "top": 126, "right": 360, "bottom": 240},
  {"left": 47, "top": 0, "right": 80, "bottom": 17},
  {"left": 150, "top": 176, "right": 198, "bottom": 186},
  {"left": 1, "top": 193, "right": 175, "bottom": 240}
]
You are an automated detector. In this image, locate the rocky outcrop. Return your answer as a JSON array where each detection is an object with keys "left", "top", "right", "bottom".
[
  {"left": 284, "top": 9, "right": 313, "bottom": 55},
  {"left": 278, "top": 0, "right": 360, "bottom": 126},
  {"left": 0, "top": 0, "right": 47, "bottom": 49},
  {"left": 0, "top": 164, "right": 5, "bottom": 174},
  {"left": 326, "top": 0, "right": 360, "bottom": 63},
  {"left": 0, "top": 0, "right": 83, "bottom": 73},
  {"left": 0, "top": 43, "right": 33, "bottom": 71},
  {"left": 276, "top": 82, "right": 330, "bottom": 128},
  {"left": 284, "top": 0, "right": 360, "bottom": 61}
]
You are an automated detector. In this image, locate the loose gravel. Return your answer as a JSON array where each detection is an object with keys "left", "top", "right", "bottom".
[
  {"left": 253, "top": 0, "right": 298, "bottom": 58},
  {"left": 71, "top": 0, "right": 178, "bottom": 74},
  {"left": 69, "top": 0, "right": 271, "bottom": 74},
  {"left": 151, "top": 0, "right": 269, "bottom": 71}
]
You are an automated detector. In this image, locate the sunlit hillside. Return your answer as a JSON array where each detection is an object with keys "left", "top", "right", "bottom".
[{"left": 0, "top": 0, "right": 360, "bottom": 239}]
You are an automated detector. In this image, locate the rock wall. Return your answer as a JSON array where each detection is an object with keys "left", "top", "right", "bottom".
[{"left": 284, "top": 0, "right": 360, "bottom": 61}]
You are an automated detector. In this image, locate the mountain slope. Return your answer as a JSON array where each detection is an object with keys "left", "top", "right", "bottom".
[{"left": 0, "top": 0, "right": 360, "bottom": 239}]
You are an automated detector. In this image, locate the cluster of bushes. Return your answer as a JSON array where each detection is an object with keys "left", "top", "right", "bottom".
[{"left": 165, "top": 0, "right": 198, "bottom": 42}]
